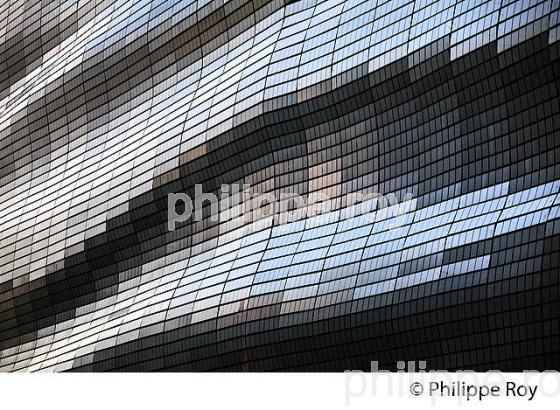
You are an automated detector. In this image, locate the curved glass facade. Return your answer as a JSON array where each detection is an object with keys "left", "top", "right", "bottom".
[{"left": 1, "top": 0, "right": 559, "bottom": 371}]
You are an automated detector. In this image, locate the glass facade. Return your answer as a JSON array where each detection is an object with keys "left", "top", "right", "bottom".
[{"left": 0, "top": 0, "right": 559, "bottom": 371}]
